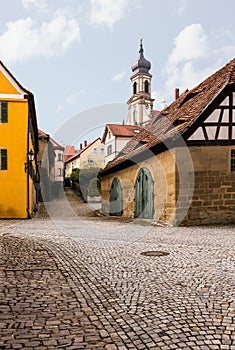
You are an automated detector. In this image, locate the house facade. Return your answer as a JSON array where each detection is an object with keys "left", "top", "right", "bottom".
[
  {"left": 100, "top": 52, "right": 235, "bottom": 225},
  {"left": 0, "top": 61, "right": 39, "bottom": 218},
  {"left": 65, "top": 138, "right": 105, "bottom": 177},
  {"left": 101, "top": 124, "right": 142, "bottom": 165},
  {"left": 38, "top": 129, "right": 64, "bottom": 200}
]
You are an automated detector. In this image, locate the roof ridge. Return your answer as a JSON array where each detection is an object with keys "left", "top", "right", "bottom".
[{"left": 226, "top": 57, "right": 235, "bottom": 84}]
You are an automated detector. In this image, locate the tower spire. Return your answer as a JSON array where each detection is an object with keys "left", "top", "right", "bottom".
[
  {"left": 127, "top": 39, "right": 155, "bottom": 126},
  {"left": 131, "top": 37, "right": 151, "bottom": 74}
]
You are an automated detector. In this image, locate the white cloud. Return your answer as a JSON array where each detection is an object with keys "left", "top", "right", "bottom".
[
  {"left": 89, "top": 0, "right": 130, "bottom": 28},
  {"left": 168, "top": 24, "right": 208, "bottom": 65},
  {"left": 112, "top": 71, "right": 126, "bottom": 81},
  {"left": 56, "top": 104, "right": 63, "bottom": 114},
  {"left": 164, "top": 24, "right": 210, "bottom": 92},
  {"left": 160, "top": 23, "right": 235, "bottom": 109},
  {"left": 66, "top": 90, "right": 86, "bottom": 104},
  {"left": 177, "top": 0, "right": 186, "bottom": 16},
  {"left": 0, "top": 15, "right": 80, "bottom": 64},
  {"left": 22, "top": 0, "right": 48, "bottom": 12}
]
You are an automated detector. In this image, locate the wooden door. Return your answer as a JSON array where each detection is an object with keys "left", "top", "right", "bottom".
[
  {"left": 109, "top": 178, "right": 123, "bottom": 216},
  {"left": 134, "top": 168, "right": 154, "bottom": 218}
]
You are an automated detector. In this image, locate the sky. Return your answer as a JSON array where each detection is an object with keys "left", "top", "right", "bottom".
[{"left": 2, "top": 0, "right": 235, "bottom": 145}]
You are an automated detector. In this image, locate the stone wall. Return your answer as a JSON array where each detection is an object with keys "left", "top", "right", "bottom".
[
  {"left": 101, "top": 149, "right": 177, "bottom": 222},
  {"left": 180, "top": 146, "right": 235, "bottom": 225},
  {"left": 101, "top": 145, "right": 235, "bottom": 226}
]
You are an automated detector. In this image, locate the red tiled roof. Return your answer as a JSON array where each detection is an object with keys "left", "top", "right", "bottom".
[
  {"left": 38, "top": 129, "right": 49, "bottom": 139},
  {"left": 102, "top": 56, "right": 235, "bottom": 174},
  {"left": 64, "top": 146, "right": 75, "bottom": 162},
  {"left": 101, "top": 124, "right": 143, "bottom": 142}
]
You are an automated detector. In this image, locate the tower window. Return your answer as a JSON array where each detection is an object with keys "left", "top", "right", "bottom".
[
  {"left": 133, "top": 82, "right": 137, "bottom": 94},
  {"left": 144, "top": 80, "right": 149, "bottom": 93}
]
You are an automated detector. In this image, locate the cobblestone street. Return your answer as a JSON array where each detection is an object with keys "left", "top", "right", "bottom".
[{"left": 0, "top": 189, "right": 234, "bottom": 349}]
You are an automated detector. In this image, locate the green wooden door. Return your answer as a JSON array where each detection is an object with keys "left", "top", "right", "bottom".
[
  {"left": 110, "top": 178, "right": 123, "bottom": 216},
  {"left": 134, "top": 168, "right": 154, "bottom": 218}
]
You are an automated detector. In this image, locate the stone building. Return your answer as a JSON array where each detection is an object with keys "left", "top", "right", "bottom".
[{"left": 100, "top": 48, "right": 235, "bottom": 225}]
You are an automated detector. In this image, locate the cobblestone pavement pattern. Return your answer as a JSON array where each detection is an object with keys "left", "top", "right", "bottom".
[{"left": 0, "top": 189, "right": 234, "bottom": 349}]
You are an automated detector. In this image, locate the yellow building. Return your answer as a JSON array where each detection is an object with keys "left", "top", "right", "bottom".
[{"left": 0, "top": 61, "right": 39, "bottom": 218}]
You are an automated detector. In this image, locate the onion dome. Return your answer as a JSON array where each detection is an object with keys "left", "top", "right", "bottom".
[{"left": 131, "top": 38, "right": 151, "bottom": 74}]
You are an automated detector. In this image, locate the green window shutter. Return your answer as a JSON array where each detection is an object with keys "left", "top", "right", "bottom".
[
  {"left": 1, "top": 149, "right": 7, "bottom": 170},
  {"left": 1, "top": 102, "right": 8, "bottom": 123}
]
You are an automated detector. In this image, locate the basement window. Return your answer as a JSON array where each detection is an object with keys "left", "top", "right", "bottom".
[{"left": 231, "top": 150, "right": 235, "bottom": 172}]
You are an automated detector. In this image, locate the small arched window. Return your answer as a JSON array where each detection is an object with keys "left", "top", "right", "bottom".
[
  {"left": 133, "top": 82, "right": 137, "bottom": 94},
  {"left": 144, "top": 80, "right": 149, "bottom": 93}
]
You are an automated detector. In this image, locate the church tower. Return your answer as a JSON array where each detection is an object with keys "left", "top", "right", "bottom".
[{"left": 127, "top": 38, "right": 155, "bottom": 126}]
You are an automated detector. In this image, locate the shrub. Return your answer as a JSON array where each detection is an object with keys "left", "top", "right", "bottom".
[{"left": 88, "top": 177, "right": 101, "bottom": 197}]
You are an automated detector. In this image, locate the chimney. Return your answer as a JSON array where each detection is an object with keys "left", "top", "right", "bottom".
[
  {"left": 84, "top": 140, "right": 87, "bottom": 148},
  {"left": 80, "top": 143, "right": 83, "bottom": 150},
  {"left": 175, "top": 88, "right": 179, "bottom": 100}
]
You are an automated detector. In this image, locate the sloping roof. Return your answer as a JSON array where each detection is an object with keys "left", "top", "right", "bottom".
[
  {"left": 38, "top": 129, "right": 50, "bottom": 140},
  {"left": 64, "top": 138, "right": 101, "bottom": 164},
  {"left": 101, "top": 124, "right": 143, "bottom": 142},
  {"left": 64, "top": 146, "right": 75, "bottom": 162},
  {"left": 50, "top": 137, "right": 64, "bottom": 150},
  {"left": 0, "top": 60, "right": 32, "bottom": 95},
  {"left": 38, "top": 129, "right": 64, "bottom": 150},
  {"left": 102, "top": 56, "right": 235, "bottom": 174}
]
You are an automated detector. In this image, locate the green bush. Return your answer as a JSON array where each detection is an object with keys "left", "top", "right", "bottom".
[{"left": 88, "top": 177, "right": 101, "bottom": 197}]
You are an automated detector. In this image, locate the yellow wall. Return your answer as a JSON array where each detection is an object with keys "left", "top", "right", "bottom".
[
  {"left": 80, "top": 139, "right": 104, "bottom": 168},
  {"left": 0, "top": 71, "right": 20, "bottom": 94},
  {"left": 0, "top": 99, "right": 29, "bottom": 218}
]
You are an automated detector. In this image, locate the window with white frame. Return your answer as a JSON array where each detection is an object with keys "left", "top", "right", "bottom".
[
  {"left": 58, "top": 168, "right": 63, "bottom": 176},
  {"left": 107, "top": 145, "right": 112, "bottom": 156},
  {"left": 58, "top": 153, "right": 63, "bottom": 161}
]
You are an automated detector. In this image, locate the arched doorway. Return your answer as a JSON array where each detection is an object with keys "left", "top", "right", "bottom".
[
  {"left": 109, "top": 178, "right": 123, "bottom": 216},
  {"left": 134, "top": 168, "right": 154, "bottom": 218}
]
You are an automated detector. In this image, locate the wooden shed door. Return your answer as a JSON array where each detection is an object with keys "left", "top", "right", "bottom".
[
  {"left": 134, "top": 168, "right": 154, "bottom": 218},
  {"left": 109, "top": 178, "right": 123, "bottom": 216}
]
